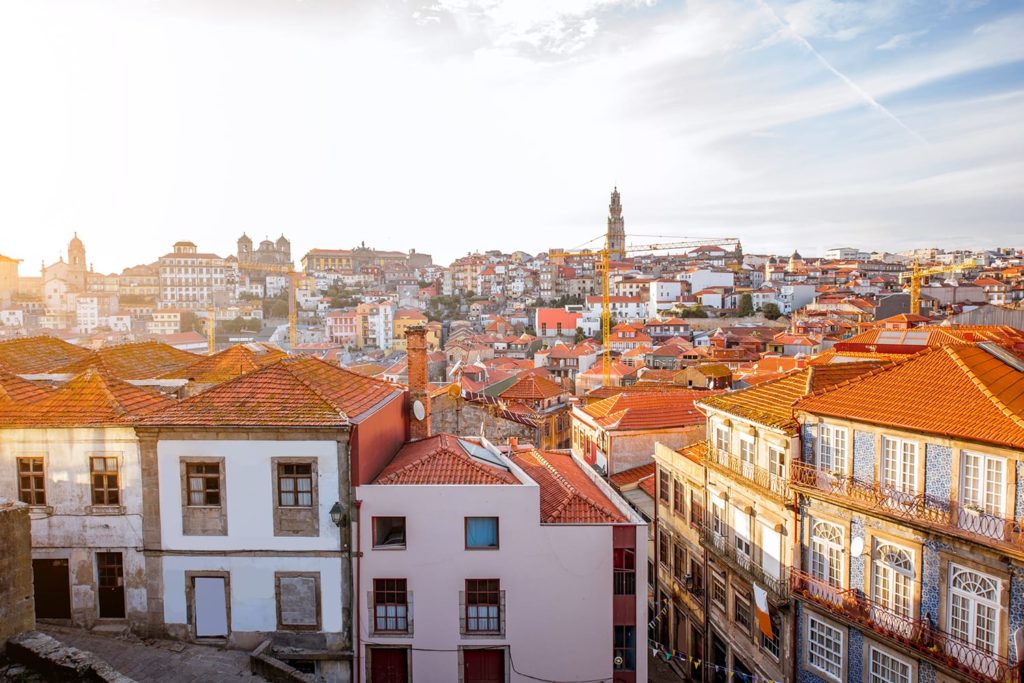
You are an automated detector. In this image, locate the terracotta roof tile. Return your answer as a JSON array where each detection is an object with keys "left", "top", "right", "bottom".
[
  {"left": 698, "top": 361, "right": 886, "bottom": 433},
  {"left": 0, "top": 336, "right": 93, "bottom": 374},
  {"left": 374, "top": 434, "right": 521, "bottom": 485},
  {"left": 0, "top": 370, "right": 51, "bottom": 404},
  {"left": 608, "top": 463, "right": 656, "bottom": 488},
  {"left": 52, "top": 341, "right": 200, "bottom": 380},
  {"left": 511, "top": 449, "right": 627, "bottom": 523},
  {"left": 140, "top": 356, "right": 401, "bottom": 427},
  {"left": 796, "top": 344, "right": 1024, "bottom": 449},
  {"left": 580, "top": 390, "right": 717, "bottom": 430},
  {"left": 0, "top": 368, "right": 173, "bottom": 427},
  {"left": 159, "top": 343, "right": 288, "bottom": 383},
  {"left": 498, "top": 374, "right": 565, "bottom": 401}
]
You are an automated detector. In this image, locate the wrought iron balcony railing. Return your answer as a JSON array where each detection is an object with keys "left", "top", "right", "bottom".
[
  {"left": 790, "top": 569, "right": 1020, "bottom": 683},
  {"left": 790, "top": 462, "right": 1024, "bottom": 558},
  {"left": 700, "top": 524, "right": 789, "bottom": 602},
  {"left": 706, "top": 447, "right": 789, "bottom": 500}
]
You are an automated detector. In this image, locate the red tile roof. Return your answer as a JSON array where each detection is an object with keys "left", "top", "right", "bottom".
[
  {"left": 511, "top": 449, "right": 627, "bottom": 523},
  {"left": 608, "top": 462, "right": 656, "bottom": 489},
  {"left": 499, "top": 374, "right": 565, "bottom": 401},
  {"left": 0, "top": 369, "right": 173, "bottom": 427},
  {"left": 698, "top": 362, "right": 886, "bottom": 433},
  {"left": 580, "top": 390, "right": 717, "bottom": 431},
  {"left": 0, "top": 370, "right": 50, "bottom": 404},
  {"left": 51, "top": 341, "right": 200, "bottom": 379},
  {"left": 834, "top": 325, "right": 1024, "bottom": 354},
  {"left": 374, "top": 434, "right": 521, "bottom": 485},
  {"left": 160, "top": 343, "right": 288, "bottom": 383},
  {"left": 0, "top": 336, "right": 93, "bottom": 374},
  {"left": 796, "top": 344, "right": 1024, "bottom": 449},
  {"left": 139, "top": 356, "right": 401, "bottom": 427}
]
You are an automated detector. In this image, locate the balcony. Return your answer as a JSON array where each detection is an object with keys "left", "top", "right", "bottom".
[
  {"left": 699, "top": 524, "right": 789, "bottom": 603},
  {"left": 705, "top": 446, "right": 789, "bottom": 501},
  {"left": 790, "top": 569, "right": 1021, "bottom": 683},
  {"left": 791, "top": 462, "right": 1024, "bottom": 559}
]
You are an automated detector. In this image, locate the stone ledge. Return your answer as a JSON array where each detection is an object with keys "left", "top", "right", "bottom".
[
  {"left": 6, "top": 631, "right": 137, "bottom": 683},
  {"left": 250, "top": 640, "right": 317, "bottom": 683}
]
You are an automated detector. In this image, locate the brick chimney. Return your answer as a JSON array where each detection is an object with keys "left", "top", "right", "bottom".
[{"left": 406, "top": 326, "right": 431, "bottom": 440}]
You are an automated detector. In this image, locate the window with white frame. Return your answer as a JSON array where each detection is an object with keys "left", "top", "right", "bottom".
[
  {"left": 881, "top": 437, "right": 917, "bottom": 496},
  {"left": 715, "top": 425, "right": 730, "bottom": 452},
  {"left": 711, "top": 497, "right": 726, "bottom": 538},
  {"left": 817, "top": 424, "right": 847, "bottom": 474},
  {"left": 739, "top": 435, "right": 755, "bottom": 465},
  {"left": 960, "top": 451, "right": 1006, "bottom": 516},
  {"left": 948, "top": 565, "right": 999, "bottom": 660},
  {"left": 807, "top": 615, "right": 843, "bottom": 681},
  {"left": 734, "top": 508, "right": 751, "bottom": 560},
  {"left": 871, "top": 542, "right": 914, "bottom": 620},
  {"left": 767, "top": 446, "right": 785, "bottom": 480},
  {"left": 869, "top": 646, "right": 911, "bottom": 683},
  {"left": 810, "top": 521, "right": 843, "bottom": 587}
]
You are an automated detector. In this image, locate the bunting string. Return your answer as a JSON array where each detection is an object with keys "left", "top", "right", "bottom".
[{"left": 646, "top": 639, "right": 781, "bottom": 683}]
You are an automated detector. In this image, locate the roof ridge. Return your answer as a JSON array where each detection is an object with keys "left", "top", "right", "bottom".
[
  {"left": 799, "top": 347, "right": 939, "bottom": 403},
  {"left": 945, "top": 345, "right": 1024, "bottom": 433},
  {"left": 280, "top": 358, "right": 352, "bottom": 420},
  {"left": 78, "top": 368, "right": 128, "bottom": 417}
]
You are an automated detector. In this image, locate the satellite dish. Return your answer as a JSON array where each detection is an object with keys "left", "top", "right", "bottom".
[
  {"left": 850, "top": 536, "right": 864, "bottom": 558},
  {"left": 412, "top": 400, "right": 426, "bottom": 421}
]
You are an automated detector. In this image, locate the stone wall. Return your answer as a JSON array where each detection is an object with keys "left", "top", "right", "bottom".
[
  {"left": 430, "top": 394, "right": 537, "bottom": 444},
  {"left": 0, "top": 498, "right": 34, "bottom": 646}
]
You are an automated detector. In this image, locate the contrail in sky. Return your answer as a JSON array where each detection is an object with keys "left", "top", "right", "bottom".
[{"left": 754, "top": 0, "right": 927, "bottom": 144}]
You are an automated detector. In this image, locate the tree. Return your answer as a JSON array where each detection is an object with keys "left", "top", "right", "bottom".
[
  {"left": 269, "top": 299, "right": 290, "bottom": 319},
  {"left": 180, "top": 311, "right": 199, "bottom": 333},
  {"left": 761, "top": 302, "right": 782, "bottom": 320},
  {"left": 738, "top": 293, "right": 754, "bottom": 317},
  {"left": 574, "top": 327, "right": 586, "bottom": 343},
  {"left": 680, "top": 305, "right": 708, "bottom": 319}
]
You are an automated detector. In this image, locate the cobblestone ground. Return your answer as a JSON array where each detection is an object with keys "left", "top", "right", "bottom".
[{"left": 38, "top": 626, "right": 265, "bottom": 683}]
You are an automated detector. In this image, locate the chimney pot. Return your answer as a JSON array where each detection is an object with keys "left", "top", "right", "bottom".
[{"left": 508, "top": 436, "right": 518, "bottom": 450}]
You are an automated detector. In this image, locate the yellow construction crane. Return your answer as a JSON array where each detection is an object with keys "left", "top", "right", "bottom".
[
  {"left": 900, "top": 258, "right": 976, "bottom": 315},
  {"left": 236, "top": 261, "right": 299, "bottom": 348},
  {"left": 552, "top": 237, "right": 741, "bottom": 386}
]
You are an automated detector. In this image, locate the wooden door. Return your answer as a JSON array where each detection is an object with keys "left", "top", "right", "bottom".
[
  {"left": 369, "top": 648, "right": 408, "bottom": 683},
  {"left": 464, "top": 649, "right": 505, "bottom": 683},
  {"left": 32, "top": 559, "right": 71, "bottom": 619},
  {"left": 97, "top": 552, "right": 125, "bottom": 619}
]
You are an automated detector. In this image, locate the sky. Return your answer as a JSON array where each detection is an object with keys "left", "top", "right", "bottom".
[{"left": 0, "top": 0, "right": 1022, "bottom": 274}]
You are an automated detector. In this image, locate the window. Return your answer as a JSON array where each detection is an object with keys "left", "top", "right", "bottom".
[
  {"left": 948, "top": 565, "right": 999, "bottom": 662},
  {"left": 734, "top": 588, "right": 752, "bottom": 633},
  {"left": 689, "top": 492, "right": 703, "bottom": 529},
  {"left": 810, "top": 521, "right": 843, "bottom": 587},
  {"left": 734, "top": 509, "right": 751, "bottom": 561},
  {"left": 186, "top": 463, "right": 221, "bottom": 506},
  {"left": 465, "top": 579, "right": 501, "bottom": 633},
  {"left": 17, "top": 457, "right": 45, "bottom": 506},
  {"left": 817, "top": 424, "right": 847, "bottom": 474},
  {"left": 276, "top": 573, "right": 320, "bottom": 630},
  {"left": 768, "top": 446, "right": 785, "bottom": 480},
  {"left": 659, "top": 468, "right": 671, "bottom": 503},
  {"left": 277, "top": 463, "right": 312, "bottom": 507},
  {"left": 761, "top": 610, "right": 780, "bottom": 659},
  {"left": 961, "top": 451, "right": 1006, "bottom": 516},
  {"left": 869, "top": 647, "right": 911, "bottom": 683},
  {"left": 872, "top": 543, "right": 913, "bottom": 625},
  {"left": 658, "top": 528, "right": 670, "bottom": 568},
  {"left": 614, "top": 548, "right": 636, "bottom": 595},
  {"left": 673, "top": 544, "right": 686, "bottom": 584},
  {"left": 711, "top": 572, "right": 727, "bottom": 609},
  {"left": 881, "top": 437, "right": 917, "bottom": 497},
  {"left": 689, "top": 558, "right": 704, "bottom": 595},
  {"left": 465, "top": 517, "right": 499, "bottom": 549},
  {"left": 373, "top": 579, "right": 409, "bottom": 633},
  {"left": 90, "top": 456, "right": 120, "bottom": 506},
  {"left": 715, "top": 426, "right": 730, "bottom": 452},
  {"left": 711, "top": 499, "right": 725, "bottom": 538},
  {"left": 373, "top": 517, "right": 407, "bottom": 548},
  {"left": 613, "top": 625, "right": 635, "bottom": 671},
  {"left": 673, "top": 478, "right": 685, "bottom": 517},
  {"left": 739, "top": 436, "right": 755, "bottom": 466},
  {"left": 807, "top": 615, "right": 843, "bottom": 681}
]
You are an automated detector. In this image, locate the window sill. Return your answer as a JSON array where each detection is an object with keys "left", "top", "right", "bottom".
[
  {"left": 464, "top": 547, "right": 499, "bottom": 551},
  {"left": 461, "top": 632, "right": 505, "bottom": 640},
  {"left": 370, "top": 630, "right": 413, "bottom": 639},
  {"left": 372, "top": 545, "right": 407, "bottom": 551},
  {"left": 26, "top": 505, "right": 54, "bottom": 517},
  {"left": 86, "top": 505, "right": 126, "bottom": 516}
]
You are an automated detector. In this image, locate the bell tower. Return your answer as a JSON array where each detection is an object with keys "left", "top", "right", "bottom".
[{"left": 606, "top": 187, "right": 625, "bottom": 257}]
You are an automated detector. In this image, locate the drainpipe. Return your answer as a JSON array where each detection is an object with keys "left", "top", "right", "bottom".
[{"left": 353, "top": 499, "right": 363, "bottom": 683}]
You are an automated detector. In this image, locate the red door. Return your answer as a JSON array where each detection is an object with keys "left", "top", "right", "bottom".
[
  {"left": 369, "top": 648, "right": 408, "bottom": 683},
  {"left": 464, "top": 649, "right": 505, "bottom": 683}
]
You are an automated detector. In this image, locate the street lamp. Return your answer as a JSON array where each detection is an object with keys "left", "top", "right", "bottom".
[
  {"left": 329, "top": 501, "right": 350, "bottom": 550},
  {"left": 329, "top": 501, "right": 343, "bottom": 527}
]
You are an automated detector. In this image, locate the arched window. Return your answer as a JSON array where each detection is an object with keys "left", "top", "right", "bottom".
[
  {"left": 810, "top": 521, "right": 843, "bottom": 586},
  {"left": 872, "top": 543, "right": 914, "bottom": 620},
  {"left": 949, "top": 565, "right": 999, "bottom": 655}
]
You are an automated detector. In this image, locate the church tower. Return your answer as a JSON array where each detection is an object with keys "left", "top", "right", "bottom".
[
  {"left": 67, "top": 233, "right": 87, "bottom": 290},
  {"left": 606, "top": 187, "right": 625, "bottom": 257}
]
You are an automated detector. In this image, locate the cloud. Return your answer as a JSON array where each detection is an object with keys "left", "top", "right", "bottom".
[{"left": 876, "top": 28, "right": 928, "bottom": 50}]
